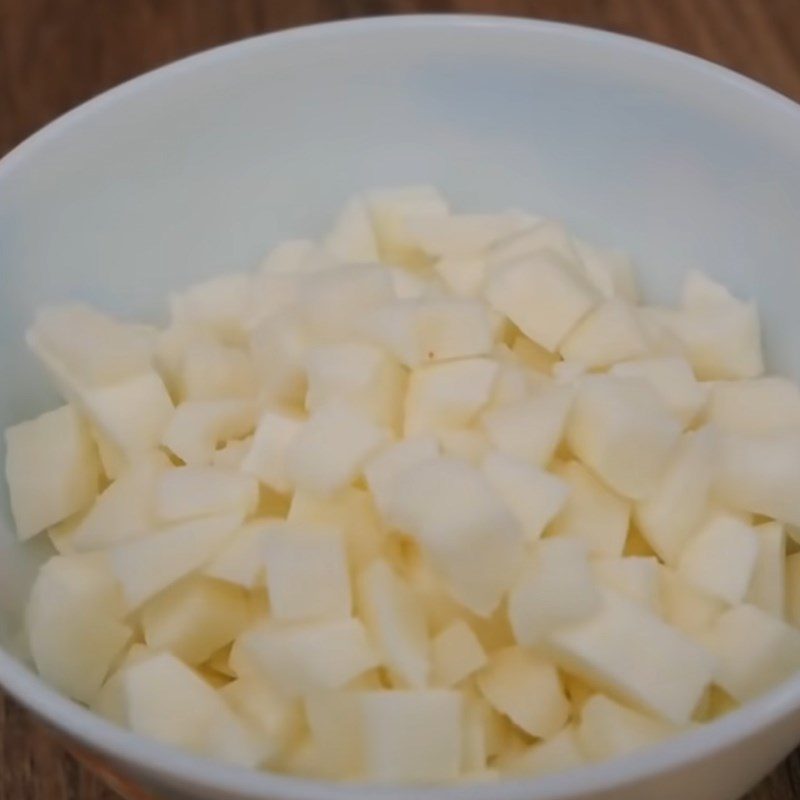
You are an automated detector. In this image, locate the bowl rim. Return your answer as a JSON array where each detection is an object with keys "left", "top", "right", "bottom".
[{"left": 2, "top": 13, "right": 800, "bottom": 800}]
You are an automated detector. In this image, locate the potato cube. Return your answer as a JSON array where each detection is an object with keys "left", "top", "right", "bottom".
[
  {"left": 155, "top": 466, "right": 259, "bottom": 522},
  {"left": 405, "top": 358, "right": 498, "bottom": 436},
  {"left": 204, "top": 521, "right": 269, "bottom": 589},
  {"left": 658, "top": 567, "right": 725, "bottom": 640},
  {"left": 705, "top": 377, "right": 800, "bottom": 434},
  {"left": 141, "top": 576, "right": 249, "bottom": 665},
  {"left": 262, "top": 522, "right": 352, "bottom": 622},
  {"left": 358, "top": 559, "right": 429, "bottom": 688},
  {"left": 677, "top": 514, "right": 759, "bottom": 604},
  {"left": 566, "top": 375, "right": 681, "bottom": 500},
  {"left": 635, "top": 428, "right": 714, "bottom": 564},
  {"left": 179, "top": 341, "right": 256, "bottom": 402},
  {"left": 559, "top": 300, "right": 649, "bottom": 369},
  {"left": 306, "top": 342, "right": 406, "bottom": 431},
  {"left": 233, "top": 618, "right": 378, "bottom": 696},
  {"left": 574, "top": 240, "right": 638, "bottom": 303},
  {"left": 363, "top": 298, "right": 494, "bottom": 367},
  {"left": 5, "top": 405, "right": 99, "bottom": 540},
  {"left": 787, "top": 552, "right": 800, "bottom": 628},
  {"left": 482, "top": 451, "right": 569, "bottom": 541},
  {"left": 509, "top": 539, "right": 600, "bottom": 645},
  {"left": 382, "top": 457, "right": 524, "bottom": 616},
  {"left": 746, "top": 522, "right": 786, "bottom": 618},
  {"left": 545, "top": 589, "right": 715, "bottom": 724},
  {"left": 431, "top": 620, "right": 486, "bottom": 687},
  {"left": 702, "top": 604, "right": 800, "bottom": 702},
  {"left": 476, "top": 646, "right": 569, "bottom": 738},
  {"left": 499, "top": 726, "right": 584, "bottom": 778},
  {"left": 110, "top": 512, "right": 242, "bottom": 609},
  {"left": 407, "top": 213, "right": 522, "bottom": 259},
  {"left": 577, "top": 694, "right": 674, "bottom": 762},
  {"left": 484, "top": 251, "right": 598, "bottom": 352},
  {"left": 713, "top": 430, "right": 800, "bottom": 525},
  {"left": 592, "top": 556, "right": 660, "bottom": 612},
  {"left": 357, "top": 689, "right": 462, "bottom": 783},
  {"left": 482, "top": 385, "right": 574, "bottom": 467},
  {"left": 240, "top": 408, "right": 304, "bottom": 494},
  {"left": 549, "top": 460, "right": 630, "bottom": 557},
  {"left": 611, "top": 357, "right": 708, "bottom": 427},
  {"left": 249, "top": 311, "right": 309, "bottom": 406},
  {"left": 286, "top": 403, "right": 389, "bottom": 495},
  {"left": 303, "top": 692, "right": 364, "bottom": 779},
  {"left": 162, "top": 400, "right": 256, "bottom": 466},
  {"left": 26, "top": 555, "right": 132, "bottom": 703},
  {"left": 434, "top": 255, "right": 487, "bottom": 298}
]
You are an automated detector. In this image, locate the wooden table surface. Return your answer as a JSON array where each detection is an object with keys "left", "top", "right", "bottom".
[{"left": 2, "top": 1, "right": 800, "bottom": 798}]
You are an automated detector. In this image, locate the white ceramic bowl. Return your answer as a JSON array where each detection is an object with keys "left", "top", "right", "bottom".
[{"left": 2, "top": 14, "right": 800, "bottom": 800}]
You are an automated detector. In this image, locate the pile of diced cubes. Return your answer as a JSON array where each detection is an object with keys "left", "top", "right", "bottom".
[{"left": 6, "top": 186, "right": 800, "bottom": 784}]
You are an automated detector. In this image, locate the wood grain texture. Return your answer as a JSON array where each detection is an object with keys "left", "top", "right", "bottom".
[{"left": 1, "top": 1, "right": 800, "bottom": 798}]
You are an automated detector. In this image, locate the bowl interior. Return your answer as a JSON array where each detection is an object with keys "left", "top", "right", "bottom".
[{"left": 1, "top": 13, "right": 800, "bottom": 796}]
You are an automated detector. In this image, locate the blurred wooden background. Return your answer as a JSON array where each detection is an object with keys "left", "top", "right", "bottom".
[{"left": 1, "top": 1, "right": 800, "bottom": 798}]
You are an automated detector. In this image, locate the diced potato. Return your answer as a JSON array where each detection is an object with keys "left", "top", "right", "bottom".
[
  {"left": 232, "top": 618, "right": 378, "bottom": 697},
  {"left": 549, "top": 460, "right": 630, "bottom": 557},
  {"left": 545, "top": 589, "right": 715, "bottom": 725},
  {"left": 667, "top": 272, "right": 763, "bottom": 380},
  {"left": 482, "top": 385, "right": 574, "bottom": 467},
  {"left": 610, "top": 357, "right": 708, "bottom": 427},
  {"left": 746, "top": 522, "right": 786, "bottom": 618},
  {"left": 357, "top": 689, "right": 462, "bottom": 783},
  {"left": 141, "top": 576, "right": 250, "bottom": 665},
  {"left": 635, "top": 428, "right": 714, "bottom": 564},
  {"left": 509, "top": 539, "right": 599, "bottom": 645},
  {"left": 566, "top": 375, "right": 681, "bottom": 500},
  {"left": 577, "top": 694, "right": 674, "bottom": 762},
  {"left": 559, "top": 300, "right": 649, "bottom": 369},
  {"left": 80, "top": 371, "right": 175, "bottom": 461},
  {"left": 211, "top": 437, "right": 252, "bottom": 470},
  {"left": 499, "top": 726, "right": 584, "bottom": 778},
  {"left": 248, "top": 311, "right": 309, "bottom": 406},
  {"left": 363, "top": 298, "right": 494, "bottom": 367},
  {"left": 162, "top": 400, "right": 257, "bottom": 466},
  {"left": 358, "top": 559, "right": 429, "bottom": 688},
  {"left": 512, "top": 334, "right": 559, "bottom": 374},
  {"left": 306, "top": 342, "right": 406, "bottom": 431},
  {"left": 488, "top": 221, "right": 581, "bottom": 272},
  {"left": 592, "top": 556, "right": 660, "bottom": 612},
  {"left": 298, "top": 264, "right": 395, "bottom": 342},
  {"left": 658, "top": 567, "right": 725, "bottom": 640},
  {"left": 122, "top": 652, "right": 267, "bottom": 767},
  {"left": 27, "top": 304, "right": 156, "bottom": 387},
  {"left": 286, "top": 403, "right": 389, "bottom": 495},
  {"left": 367, "top": 185, "right": 449, "bottom": 265},
  {"left": 179, "top": 341, "right": 256, "bottom": 403},
  {"left": 482, "top": 452, "right": 568, "bottom": 541},
  {"left": 170, "top": 272, "right": 252, "bottom": 345},
  {"left": 436, "top": 428, "right": 490, "bottom": 464},
  {"left": 701, "top": 604, "right": 800, "bottom": 702},
  {"left": 323, "top": 195, "right": 379, "bottom": 263},
  {"left": 26, "top": 554, "right": 132, "bottom": 703},
  {"left": 407, "top": 213, "right": 523, "bottom": 259},
  {"left": 262, "top": 522, "right": 352, "bottom": 622},
  {"left": 5, "top": 405, "right": 99, "bottom": 540},
  {"left": 365, "top": 437, "right": 440, "bottom": 517},
  {"left": 204, "top": 521, "right": 269, "bottom": 589},
  {"left": 713, "top": 430, "right": 800, "bottom": 526},
  {"left": 109, "top": 512, "right": 242, "bottom": 609},
  {"left": 287, "top": 487, "right": 386, "bottom": 572},
  {"left": 303, "top": 692, "right": 364, "bottom": 779},
  {"left": 678, "top": 514, "right": 759, "bottom": 604},
  {"left": 70, "top": 452, "right": 169, "bottom": 551},
  {"left": 382, "top": 456, "right": 523, "bottom": 616},
  {"left": 222, "top": 677, "right": 302, "bottom": 765},
  {"left": 431, "top": 620, "right": 486, "bottom": 687},
  {"left": 155, "top": 466, "right": 259, "bottom": 522},
  {"left": 405, "top": 358, "right": 498, "bottom": 436},
  {"left": 477, "top": 646, "right": 569, "bottom": 738},
  {"left": 240, "top": 409, "right": 304, "bottom": 494},
  {"left": 705, "top": 377, "right": 800, "bottom": 434},
  {"left": 388, "top": 266, "right": 436, "bottom": 299},
  {"left": 434, "top": 255, "right": 487, "bottom": 298},
  {"left": 484, "top": 251, "right": 598, "bottom": 352},
  {"left": 259, "top": 239, "right": 331, "bottom": 275}
]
